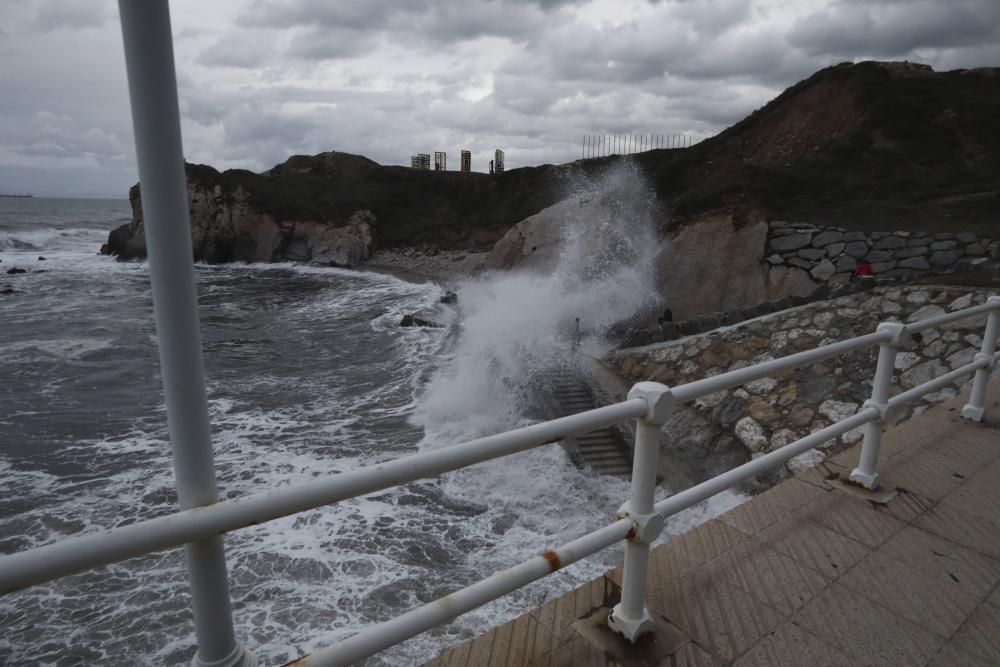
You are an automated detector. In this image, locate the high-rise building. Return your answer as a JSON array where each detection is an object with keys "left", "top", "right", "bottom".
[
  {"left": 494, "top": 149, "right": 505, "bottom": 174},
  {"left": 434, "top": 151, "right": 447, "bottom": 171},
  {"left": 411, "top": 154, "right": 430, "bottom": 170},
  {"left": 460, "top": 150, "right": 471, "bottom": 172}
]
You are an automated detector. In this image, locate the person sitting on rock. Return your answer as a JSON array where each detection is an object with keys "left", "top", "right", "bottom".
[{"left": 851, "top": 259, "right": 874, "bottom": 280}]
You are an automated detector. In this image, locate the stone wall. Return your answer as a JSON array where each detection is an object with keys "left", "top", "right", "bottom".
[
  {"left": 611, "top": 285, "right": 996, "bottom": 487},
  {"left": 766, "top": 222, "right": 998, "bottom": 284}
]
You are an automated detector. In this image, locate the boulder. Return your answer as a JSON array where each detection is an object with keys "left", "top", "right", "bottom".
[
  {"left": 843, "top": 231, "right": 867, "bottom": 242},
  {"left": 907, "top": 304, "right": 946, "bottom": 323},
  {"left": 400, "top": 314, "right": 443, "bottom": 328},
  {"left": 930, "top": 240, "right": 958, "bottom": 251},
  {"left": 812, "top": 231, "right": 844, "bottom": 247},
  {"left": 929, "top": 250, "right": 961, "bottom": 267},
  {"left": 825, "top": 242, "right": 845, "bottom": 257},
  {"left": 5, "top": 267, "right": 26, "bottom": 274},
  {"left": 898, "top": 256, "right": 930, "bottom": 270},
  {"left": 895, "top": 246, "right": 928, "bottom": 259},
  {"left": 843, "top": 241, "right": 868, "bottom": 258},
  {"left": 900, "top": 360, "right": 949, "bottom": 389},
  {"left": 770, "top": 233, "right": 812, "bottom": 252},
  {"left": 873, "top": 236, "right": 906, "bottom": 250},
  {"left": 810, "top": 259, "right": 836, "bottom": 281},
  {"left": 798, "top": 248, "right": 825, "bottom": 261},
  {"left": 734, "top": 416, "right": 768, "bottom": 452}
]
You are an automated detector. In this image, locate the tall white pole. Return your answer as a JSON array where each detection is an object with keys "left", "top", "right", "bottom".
[
  {"left": 962, "top": 297, "right": 1000, "bottom": 421},
  {"left": 117, "top": 2, "right": 255, "bottom": 665}
]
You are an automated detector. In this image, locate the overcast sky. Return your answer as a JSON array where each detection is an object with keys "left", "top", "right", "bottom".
[{"left": 1, "top": 0, "right": 998, "bottom": 198}]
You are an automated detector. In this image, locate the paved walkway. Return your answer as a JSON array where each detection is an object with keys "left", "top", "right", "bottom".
[{"left": 425, "top": 379, "right": 1000, "bottom": 666}]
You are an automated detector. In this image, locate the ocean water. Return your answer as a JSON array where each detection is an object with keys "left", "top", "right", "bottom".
[{"left": 0, "top": 194, "right": 745, "bottom": 665}]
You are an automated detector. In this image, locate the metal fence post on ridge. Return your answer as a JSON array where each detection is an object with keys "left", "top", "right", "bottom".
[
  {"left": 117, "top": 1, "right": 256, "bottom": 665},
  {"left": 850, "top": 322, "right": 908, "bottom": 490},
  {"left": 962, "top": 296, "right": 1000, "bottom": 421},
  {"left": 607, "top": 382, "right": 671, "bottom": 641}
]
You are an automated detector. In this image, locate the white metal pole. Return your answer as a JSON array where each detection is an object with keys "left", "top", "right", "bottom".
[
  {"left": 962, "top": 297, "right": 1000, "bottom": 421},
  {"left": 117, "top": 3, "right": 255, "bottom": 666},
  {"left": 850, "top": 322, "right": 906, "bottom": 490},
  {"left": 608, "top": 383, "right": 670, "bottom": 642}
]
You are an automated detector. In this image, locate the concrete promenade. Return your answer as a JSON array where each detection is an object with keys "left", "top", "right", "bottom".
[{"left": 426, "top": 379, "right": 1000, "bottom": 666}]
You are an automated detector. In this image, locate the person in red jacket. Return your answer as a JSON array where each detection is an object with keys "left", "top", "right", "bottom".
[{"left": 852, "top": 259, "right": 875, "bottom": 279}]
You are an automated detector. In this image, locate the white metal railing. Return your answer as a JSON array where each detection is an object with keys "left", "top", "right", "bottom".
[{"left": 1, "top": 3, "right": 998, "bottom": 666}]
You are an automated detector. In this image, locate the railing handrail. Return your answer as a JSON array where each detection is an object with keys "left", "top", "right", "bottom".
[{"left": 4, "top": 296, "right": 999, "bottom": 665}]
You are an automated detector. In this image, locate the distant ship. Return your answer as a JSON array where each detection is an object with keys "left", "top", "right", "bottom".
[{"left": 0, "top": 193, "right": 33, "bottom": 198}]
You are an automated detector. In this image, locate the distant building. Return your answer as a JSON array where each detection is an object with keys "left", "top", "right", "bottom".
[
  {"left": 411, "top": 154, "right": 430, "bottom": 170},
  {"left": 494, "top": 149, "right": 505, "bottom": 174},
  {"left": 460, "top": 150, "right": 471, "bottom": 172},
  {"left": 434, "top": 151, "right": 447, "bottom": 171}
]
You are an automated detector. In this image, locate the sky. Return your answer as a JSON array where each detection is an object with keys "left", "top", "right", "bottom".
[{"left": 1, "top": 0, "right": 998, "bottom": 198}]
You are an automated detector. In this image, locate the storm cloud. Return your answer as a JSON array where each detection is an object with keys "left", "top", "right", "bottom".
[{"left": 1, "top": 0, "right": 997, "bottom": 197}]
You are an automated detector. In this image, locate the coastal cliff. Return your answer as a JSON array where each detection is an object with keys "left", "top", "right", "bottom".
[{"left": 103, "top": 61, "right": 1000, "bottom": 272}]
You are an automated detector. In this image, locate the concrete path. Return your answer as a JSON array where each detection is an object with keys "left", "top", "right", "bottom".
[{"left": 425, "top": 378, "right": 1000, "bottom": 666}]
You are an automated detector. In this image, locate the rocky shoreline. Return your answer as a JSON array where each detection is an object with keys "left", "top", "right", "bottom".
[{"left": 361, "top": 249, "right": 489, "bottom": 287}]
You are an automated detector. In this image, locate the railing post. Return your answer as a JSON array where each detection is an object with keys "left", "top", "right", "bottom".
[
  {"left": 607, "top": 382, "right": 672, "bottom": 642},
  {"left": 117, "top": 2, "right": 255, "bottom": 666},
  {"left": 850, "top": 322, "right": 909, "bottom": 490},
  {"left": 962, "top": 296, "right": 1000, "bottom": 422}
]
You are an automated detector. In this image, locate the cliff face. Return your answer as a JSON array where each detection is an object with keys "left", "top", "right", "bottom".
[
  {"left": 102, "top": 151, "right": 578, "bottom": 264},
  {"left": 103, "top": 61, "right": 1000, "bottom": 265}
]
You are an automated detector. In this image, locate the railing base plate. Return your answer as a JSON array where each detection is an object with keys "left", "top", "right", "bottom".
[{"left": 572, "top": 605, "right": 687, "bottom": 665}]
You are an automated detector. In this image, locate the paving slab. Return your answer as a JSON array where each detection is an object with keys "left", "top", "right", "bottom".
[{"left": 423, "top": 378, "right": 1000, "bottom": 666}]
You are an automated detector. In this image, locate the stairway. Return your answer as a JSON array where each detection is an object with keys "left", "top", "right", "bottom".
[{"left": 546, "top": 373, "right": 634, "bottom": 478}]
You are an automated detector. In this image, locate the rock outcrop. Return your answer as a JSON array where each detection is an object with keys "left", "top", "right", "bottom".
[{"left": 102, "top": 61, "right": 1000, "bottom": 269}]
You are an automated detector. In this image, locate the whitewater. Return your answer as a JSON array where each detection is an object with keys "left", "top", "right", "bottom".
[{"left": 0, "top": 192, "right": 744, "bottom": 665}]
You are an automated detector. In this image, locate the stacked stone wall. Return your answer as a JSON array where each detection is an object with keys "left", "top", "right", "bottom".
[
  {"left": 613, "top": 286, "right": 996, "bottom": 483},
  {"left": 766, "top": 222, "right": 998, "bottom": 284}
]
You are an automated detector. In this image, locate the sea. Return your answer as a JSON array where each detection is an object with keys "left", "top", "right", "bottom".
[{"left": 0, "top": 196, "right": 745, "bottom": 665}]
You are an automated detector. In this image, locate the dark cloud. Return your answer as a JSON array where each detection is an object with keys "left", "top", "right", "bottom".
[
  {"left": 790, "top": 0, "right": 1000, "bottom": 58},
  {"left": 1, "top": 0, "right": 998, "bottom": 196}
]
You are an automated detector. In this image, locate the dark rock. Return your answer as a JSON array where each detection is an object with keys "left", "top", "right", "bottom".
[
  {"left": 771, "top": 296, "right": 794, "bottom": 312},
  {"left": 765, "top": 254, "right": 785, "bottom": 265},
  {"left": 965, "top": 243, "right": 987, "bottom": 256},
  {"left": 873, "top": 236, "right": 906, "bottom": 250},
  {"left": 790, "top": 294, "right": 811, "bottom": 306},
  {"left": 895, "top": 246, "right": 927, "bottom": 259},
  {"left": 844, "top": 241, "right": 868, "bottom": 258},
  {"left": 6, "top": 267, "right": 26, "bottom": 274},
  {"left": 787, "top": 257, "right": 813, "bottom": 270},
  {"left": 866, "top": 250, "right": 892, "bottom": 262},
  {"left": 677, "top": 320, "right": 701, "bottom": 336},
  {"left": 400, "top": 314, "right": 443, "bottom": 328},
  {"left": 810, "top": 259, "right": 836, "bottom": 281},
  {"left": 907, "top": 235, "right": 931, "bottom": 246},
  {"left": 834, "top": 255, "right": 857, "bottom": 272},
  {"left": 797, "top": 248, "right": 825, "bottom": 261},
  {"left": 956, "top": 232, "right": 978, "bottom": 243},
  {"left": 843, "top": 231, "right": 867, "bottom": 242},
  {"left": 825, "top": 242, "right": 845, "bottom": 257},
  {"left": 811, "top": 231, "right": 844, "bottom": 247},
  {"left": 930, "top": 240, "right": 957, "bottom": 251},
  {"left": 870, "top": 261, "right": 897, "bottom": 273},
  {"left": 37, "top": 256, "right": 46, "bottom": 261},
  {"left": 898, "top": 256, "right": 931, "bottom": 270},
  {"left": 0, "top": 286, "right": 15, "bottom": 295},
  {"left": 770, "top": 233, "right": 812, "bottom": 252},
  {"left": 697, "top": 313, "right": 723, "bottom": 332},
  {"left": 661, "top": 322, "right": 680, "bottom": 340},
  {"left": 870, "top": 232, "right": 890, "bottom": 240},
  {"left": 718, "top": 396, "right": 746, "bottom": 426},
  {"left": 439, "top": 290, "right": 458, "bottom": 304},
  {"left": 929, "top": 250, "right": 961, "bottom": 267},
  {"left": 721, "top": 311, "right": 742, "bottom": 325}
]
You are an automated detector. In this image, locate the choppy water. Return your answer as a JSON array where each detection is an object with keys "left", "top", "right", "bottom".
[{"left": 0, "top": 195, "right": 744, "bottom": 665}]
